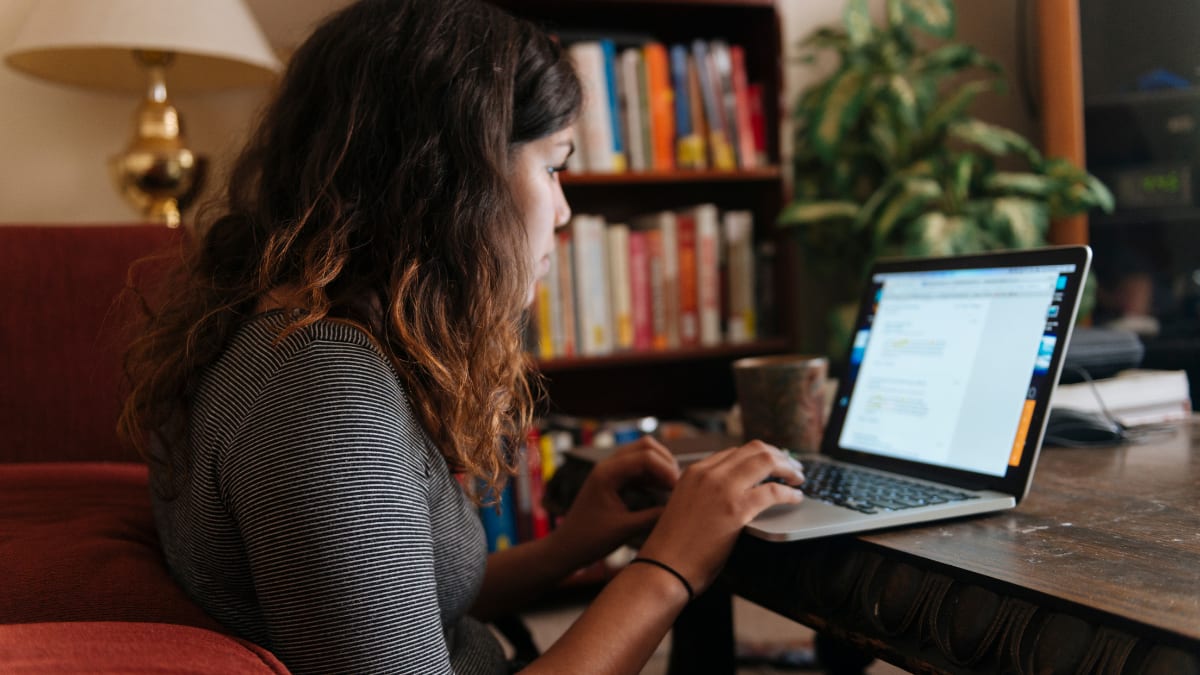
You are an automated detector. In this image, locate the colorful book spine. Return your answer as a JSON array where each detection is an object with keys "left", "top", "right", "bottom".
[
  {"left": 478, "top": 481, "right": 518, "bottom": 552},
  {"left": 685, "top": 52, "right": 710, "bottom": 169},
  {"left": 619, "top": 48, "right": 647, "bottom": 172},
  {"left": 642, "top": 42, "right": 676, "bottom": 172},
  {"left": 600, "top": 39, "right": 627, "bottom": 173},
  {"left": 607, "top": 223, "right": 635, "bottom": 350},
  {"left": 723, "top": 209, "right": 757, "bottom": 343},
  {"left": 670, "top": 44, "right": 705, "bottom": 169},
  {"left": 675, "top": 210, "right": 699, "bottom": 346},
  {"left": 692, "top": 203, "right": 722, "bottom": 346},
  {"left": 628, "top": 229, "right": 654, "bottom": 351},
  {"left": 746, "top": 82, "right": 768, "bottom": 166},
  {"left": 691, "top": 40, "right": 735, "bottom": 170},
  {"left": 729, "top": 45, "right": 758, "bottom": 170},
  {"left": 524, "top": 429, "right": 551, "bottom": 540},
  {"left": 567, "top": 42, "right": 617, "bottom": 173},
  {"left": 709, "top": 41, "right": 743, "bottom": 170},
  {"left": 555, "top": 229, "right": 577, "bottom": 358},
  {"left": 534, "top": 277, "right": 554, "bottom": 359},
  {"left": 572, "top": 214, "right": 613, "bottom": 355}
]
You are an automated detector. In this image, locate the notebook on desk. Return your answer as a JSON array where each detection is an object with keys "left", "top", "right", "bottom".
[{"left": 745, "top": 246, "right": 1093, "bottom": 541}]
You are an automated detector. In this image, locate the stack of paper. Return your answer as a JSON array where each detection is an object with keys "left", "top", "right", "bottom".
[{"left": 1051, "top": 369, "right": 1192, "bottom": 427}]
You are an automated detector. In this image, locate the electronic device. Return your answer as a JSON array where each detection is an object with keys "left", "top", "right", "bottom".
[{"left": 744, "top": 246, "right": 1092, "bottom": 541}]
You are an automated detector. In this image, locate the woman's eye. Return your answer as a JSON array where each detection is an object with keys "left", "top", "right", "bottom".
[{"left": 547, "top": 162, "right": 569, "bottom": 177}]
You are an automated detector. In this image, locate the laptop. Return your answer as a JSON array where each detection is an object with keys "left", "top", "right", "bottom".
[{"left": 745, "top": 245, "right": 1093, "bottom": 541}]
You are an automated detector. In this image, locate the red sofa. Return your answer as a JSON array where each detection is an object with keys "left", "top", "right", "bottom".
[{"left": 0, "top": 225, "right": 288, "bottom": 673}]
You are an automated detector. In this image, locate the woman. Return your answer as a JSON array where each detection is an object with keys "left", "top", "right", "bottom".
[{"left": 119, "top": 0, "right": 805, "bottom": 673}]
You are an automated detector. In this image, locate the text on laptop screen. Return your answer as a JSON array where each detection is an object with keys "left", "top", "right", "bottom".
[{"left": 837, "top": 264, "right": 1077, "bottom": 477}]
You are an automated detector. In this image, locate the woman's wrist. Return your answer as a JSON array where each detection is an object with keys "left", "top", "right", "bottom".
[{"left": 617, "top": 556, "right": 692, "bottom": 607}]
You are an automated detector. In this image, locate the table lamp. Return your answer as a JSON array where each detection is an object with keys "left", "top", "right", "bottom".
[{"left": 4, "top": 0, "right": 281, "bottom": 227}]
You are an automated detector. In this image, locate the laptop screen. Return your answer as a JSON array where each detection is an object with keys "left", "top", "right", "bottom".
[{"left": 826, "top": 248, "right": 1090, "bottom": 490}]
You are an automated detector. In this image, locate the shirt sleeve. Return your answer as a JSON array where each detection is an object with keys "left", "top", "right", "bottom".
[{"left": 219, "top": 337, "right": 456, "bottom": 674}]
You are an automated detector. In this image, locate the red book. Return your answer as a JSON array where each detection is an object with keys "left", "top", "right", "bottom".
[
  {"left": 628, "top": 230, "right": 654, "bottom": 350},
  {"left": 746, "top": 82, "right": 768, "bottom": 166},
  {"left": 729, "top": 46, "right": 758, "bottom": 169},
  {"left": 675, "top": 209, "right": 699, "bottom": 346},
  {"left": 525, "top": 429, "right": 551, "bottom": 540},
  {"left": 555, "top": 229, "right": 577, "bottom": 357}
]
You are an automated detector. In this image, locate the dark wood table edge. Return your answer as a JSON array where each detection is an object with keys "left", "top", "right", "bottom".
[{"left": 721, "top": 532, "right": 1200, "bottom": 675}]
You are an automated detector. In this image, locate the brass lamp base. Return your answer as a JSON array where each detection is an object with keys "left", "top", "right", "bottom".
[{"left": 109, "top": 50, "right": 206, "bottom": 228}]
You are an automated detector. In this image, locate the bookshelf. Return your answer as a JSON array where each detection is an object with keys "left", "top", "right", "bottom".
[{"left": 494, "top": 0, "right": 792, "bottom": 420}]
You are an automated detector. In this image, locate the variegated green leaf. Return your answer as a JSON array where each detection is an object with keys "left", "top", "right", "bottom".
[
  {"left": 797, "top": 27, "right": 851, "bottom": 55},
  {"left": 886, "top": 0, "right": 906, "bottom": 28},
  {"left": 885, "top": 74, "right": 919, "bottom": 130},
  {"left": 922, "top": 80, "right": 997, "bottom": 140},
  {"left": 896, "top": 0, "right": 956, "bottom": 38},
  {"left": 777, "top": 200, "right": 861, "bottom": 227},
  {"left": 950, "top": 119, "right": 1042, "bottom": 165},
  {"left": 912, "top": 44, "right": 1000, "bottom": 77},
  {"left": 983, "top": 172, "right": 1057, "bottom": 197},
  {"left": 990, "top": 197, "right": 1048, "bottom": 248},
  {"left": 952, "top": 154, "right": 975, "bottom": 204},
  {"left": 874, "top": 177, "right": 943, "bottom": 245},
  {"left": 811, "top": 68, "right": 869, "bottom": 163},
  {"left": 845, "top": 0, "right": 873, "bottom": 47}
]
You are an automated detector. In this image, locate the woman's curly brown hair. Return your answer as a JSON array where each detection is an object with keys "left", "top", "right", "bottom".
[{"left": 118, "top": 0, "right": 582, "bottom": 500}]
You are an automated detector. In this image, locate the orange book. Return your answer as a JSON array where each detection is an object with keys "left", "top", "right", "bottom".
[
  {"left": 642, "top": 42, "right": 676, "bottom": 172},
  {"left": 675, "top": 209, "right": 699, "bottom": 346}
]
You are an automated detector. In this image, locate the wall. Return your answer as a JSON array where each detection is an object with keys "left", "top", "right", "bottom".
[{"left": 0, "top": 0, "right": 1037, "bottom": 224}]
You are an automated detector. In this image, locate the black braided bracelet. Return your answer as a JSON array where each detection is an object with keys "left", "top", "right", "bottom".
[{"left": 629, "top": 557, "right": 694, "bottom": 602}]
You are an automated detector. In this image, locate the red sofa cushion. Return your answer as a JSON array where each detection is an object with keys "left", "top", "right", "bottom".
[
  {"left": 0, "top": 622, "right": 289, "bottom": 673},
  {"left": 0, "top": 225, "right": 181, "bottom": 463},
  {"left": 0, "top": 462, "right": 220, "bottom": 629}
]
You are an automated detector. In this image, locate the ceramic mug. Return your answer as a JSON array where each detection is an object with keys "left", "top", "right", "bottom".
[{"left": 732, "top": 354, "right": 829, "bottom": 452}]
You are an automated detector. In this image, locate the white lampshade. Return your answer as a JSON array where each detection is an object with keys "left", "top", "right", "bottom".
[{"left": 4, "top": 0, "right": 281, "bottom": 93}]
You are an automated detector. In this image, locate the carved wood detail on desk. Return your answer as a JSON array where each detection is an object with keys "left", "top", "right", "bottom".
[
  {"left": 723, "top": 419, "right": 1200, "bottom": 674},
  {"left": 726, "top": 537, "right": 1197, "bottom": 674}
]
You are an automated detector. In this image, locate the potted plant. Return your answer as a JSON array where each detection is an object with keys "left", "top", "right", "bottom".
[{"left": 779, "top": 0, "right": 1113, "bottom": 356}]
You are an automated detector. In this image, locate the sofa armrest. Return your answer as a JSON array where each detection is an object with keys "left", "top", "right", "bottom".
[
  {"left": 0, "top": 462, "right": 219, "bottom": 629},
  {"left": 0, "top": 622, "right": 289, "bottom": 674}
]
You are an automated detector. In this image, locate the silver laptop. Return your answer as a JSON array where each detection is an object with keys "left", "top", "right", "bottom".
[{"left": 746, "top": 246, "right": 1092, "bottom": 541}]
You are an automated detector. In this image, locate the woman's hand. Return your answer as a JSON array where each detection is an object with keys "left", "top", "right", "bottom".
[
  {"left": 636, "top": 440, "right": 805, "bottom": 595},
  {"left": 547, "top": 436, "right": 681, "bottom": 570}
]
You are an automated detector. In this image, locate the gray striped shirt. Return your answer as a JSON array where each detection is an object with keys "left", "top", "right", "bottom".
[{"left": 151, "top": 313, "right": 507, "bottom": 674}]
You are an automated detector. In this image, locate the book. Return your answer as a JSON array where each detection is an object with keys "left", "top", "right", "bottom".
[
  {"left": 571, "top": 214, "right": 614, "bottom": 355},
  {"left": 709, "top": 40, "right": 743, "bottom": 169},
  {"left": 600, "top": 39, "right": 627, "bottom": 173},
  {"left": 1051, "top": 369, "right": 1192, "bottom": 426},
  {"left": 746, "top": 82, "right": 768, "bottom": 167},
  {"left": 691, "top": 203, "right": 722, "bottom": 346},
  {"left": 619, "top": 48, "right": 648, "bottom": 172},
  {"left": 642, "top": 42, "right": 676, "bottom": 172},
  {"left": 627, "top": 229, "right": 654, "bottom": 350},
  {"left": 729, "top": 45, "right": 758, "bottom": 170},
  {"left": 670, "top": 44, "right": 705, "bottom": 169},
  {"left": 685, "top": 52, "right": 711, "bottom": 169},
  {"left": 533, "top": 277, "right": 554, "bottom": 359},
  {"left": 607, "top": 223, "right": 635, "bottom": 350},
  {"left": 478, "top": 481, "right": 519, "bottom": 552},
  {"left": 675, "top": 209, "right": 699, "bottom": 346},
  {"left": 723, "top": 209, "right": 757, "bottom": 343},
  {"left": 567, "top": 42, "right": 618, "bottom": 173},
  {"left": 691, "top": 40, "right": 735, "bottom": 170},
  {"left": 633, "top": 210, "right": 681, "bottom": 349},
  {"left": 555, "top": 229, "right": 578, "bottom": 358}
]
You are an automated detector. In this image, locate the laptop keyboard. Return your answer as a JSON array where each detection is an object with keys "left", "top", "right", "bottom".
[{"left": 799, "top": 459, "right": 977, "bottom": 514}]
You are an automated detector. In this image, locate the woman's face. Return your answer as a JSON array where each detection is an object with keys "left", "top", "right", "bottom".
[{"left": 511, "top": 126, "right": 575, "bottom": 305}]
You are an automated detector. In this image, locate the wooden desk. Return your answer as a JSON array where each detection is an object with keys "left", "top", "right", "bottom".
[{"left": 714, "top": 419, "right": 1200, "bottom": 674}]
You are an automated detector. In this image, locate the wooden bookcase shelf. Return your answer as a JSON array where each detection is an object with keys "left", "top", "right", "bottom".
[
  {"left": 494, "top": 0, "right": 792, "bottom": 421},
  {"left": 560, "top": 166, "right": 782, "bottom": 186},
  {"left": 536, "top": 336, "right": 790, "bottom": 373}
]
